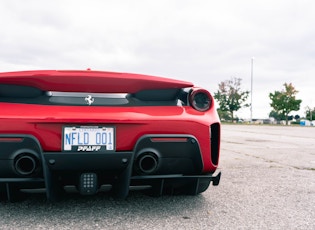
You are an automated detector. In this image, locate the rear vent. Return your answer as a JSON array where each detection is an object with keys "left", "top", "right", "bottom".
[
  {"left": 0, "top": 84, "right": 43, "bottom": 98},
  {"left": 134, "top": 89, "right": 180, "bottom": 101},
  {"left": 210, "top": 123, "right": 220, "bottom": 166},
  {"left": 0, "top": 86, "right": 186, "bottom": 107}
]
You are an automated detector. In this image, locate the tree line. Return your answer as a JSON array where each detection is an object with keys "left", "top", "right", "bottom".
[{"left": 214, "top": 77, "right": 313, "bottom": 125}]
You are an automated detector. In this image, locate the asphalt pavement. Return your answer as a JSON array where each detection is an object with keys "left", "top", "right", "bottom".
[{"left": 0, "top": 124, "right": 314, "bottom": 229}]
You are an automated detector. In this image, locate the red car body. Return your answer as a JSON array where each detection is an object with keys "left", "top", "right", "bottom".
[{"left": 0, "top": 70, "right": 221, "bottom": 201}]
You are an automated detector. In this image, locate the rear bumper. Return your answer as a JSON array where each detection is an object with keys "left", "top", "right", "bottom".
[{"left": 0, "top": 134, "right": 221, "bottom": 201}]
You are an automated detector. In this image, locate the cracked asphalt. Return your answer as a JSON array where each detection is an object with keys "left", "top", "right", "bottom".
[{"left": 0, "top": 124, "right": 314, "bottom": 229}]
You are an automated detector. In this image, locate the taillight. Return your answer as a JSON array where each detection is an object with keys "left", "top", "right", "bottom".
[{"left": 189, "top": 88, "right": 212, "bottom": 112}]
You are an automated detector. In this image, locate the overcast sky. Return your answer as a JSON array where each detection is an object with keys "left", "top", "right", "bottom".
[{"left": 1, "top": 0, "right": 315, "bottom": 118}]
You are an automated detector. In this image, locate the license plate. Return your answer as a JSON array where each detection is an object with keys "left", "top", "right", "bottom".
[{"left": 63, "top": 126, "right": 115, "bottom": 152}]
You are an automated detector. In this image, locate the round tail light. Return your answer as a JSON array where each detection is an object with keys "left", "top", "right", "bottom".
[{"left": 189, "top": 89, "right": 212, "bottom": 112}]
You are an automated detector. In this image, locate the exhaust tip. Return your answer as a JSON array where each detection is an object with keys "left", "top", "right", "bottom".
[
  {"left": 14, "top": 153, "right": 39, "bottom": 176},
  {"left": 136, "top": 152, "right": 159, "bottom": 174}
]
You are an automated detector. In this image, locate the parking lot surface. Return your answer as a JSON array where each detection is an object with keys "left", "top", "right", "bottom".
[{"left": 0, "top": 124, "right": 314, "bottom": 229}]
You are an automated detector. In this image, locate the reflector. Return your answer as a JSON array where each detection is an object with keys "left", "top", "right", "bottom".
[{"left": 0, "top": 137, "right": 23, "bottom": 142}]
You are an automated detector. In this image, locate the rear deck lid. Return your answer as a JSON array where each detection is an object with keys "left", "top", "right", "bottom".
[{"left": 0, "top": 70, "right": 193, "bottom": 93}]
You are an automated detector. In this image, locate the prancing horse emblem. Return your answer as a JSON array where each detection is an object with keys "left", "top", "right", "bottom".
[{"left": 85, "top": 95, "right": 94, "bottom": 105}]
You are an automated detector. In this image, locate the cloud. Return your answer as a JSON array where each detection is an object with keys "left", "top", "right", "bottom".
[{"left": 1, "top": 0, "right": 315, "bottom": 118}]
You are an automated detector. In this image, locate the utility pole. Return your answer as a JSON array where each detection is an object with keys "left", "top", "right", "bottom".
[{"left": 250, "top": 57, "right": 254, "bottom": 123}]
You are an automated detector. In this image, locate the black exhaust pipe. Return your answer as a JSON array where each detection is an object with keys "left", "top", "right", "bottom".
[
  {"left": 136, "top": 152, "right": 159, "bottom": 174},
  {"left": 14, "top": 153, "right": 39, "bottom": 176}
]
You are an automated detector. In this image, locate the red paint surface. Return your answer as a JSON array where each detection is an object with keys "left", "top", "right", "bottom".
[{"left": 0, "top": 70, "right": 220, "bottom": 173}]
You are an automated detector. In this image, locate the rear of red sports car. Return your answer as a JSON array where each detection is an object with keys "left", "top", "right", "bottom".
[{"left": 0, "top": 70, "right": 221, "bottom": 202}]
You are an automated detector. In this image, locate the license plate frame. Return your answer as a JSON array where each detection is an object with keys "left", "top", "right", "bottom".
[{"left": 62, "top": 126, "right": 115, "bottom": 152}]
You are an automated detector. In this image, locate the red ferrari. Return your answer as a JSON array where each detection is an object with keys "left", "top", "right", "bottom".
[{"left": 0, "top": 70, "right": 221, "bottom": 202}]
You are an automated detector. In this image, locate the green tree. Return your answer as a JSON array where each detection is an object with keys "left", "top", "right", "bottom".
[
  {"left": 217, "top": 110, "right": 231, "bottom": 121},
  {"left": 269, "top": 110, "right": 285, "bottom": 121},
  {"left": 269, "top": 83, "right": 302, "bottom": 125},
  {"left": 214, "top": 77, "right": 250, "bottom": 122},
  {"left": 305, "top": 106, "right": 315, "bottom": 120}
]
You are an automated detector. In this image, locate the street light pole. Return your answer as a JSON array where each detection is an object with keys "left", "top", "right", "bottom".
[{"left": 250, "top": 57, "right": 254, "bottom": 123}]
